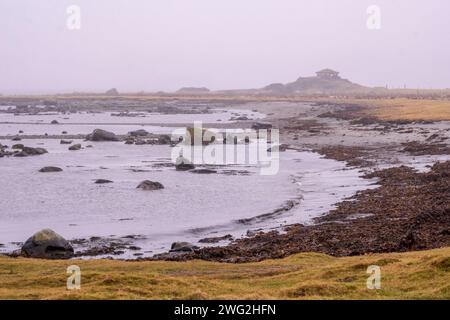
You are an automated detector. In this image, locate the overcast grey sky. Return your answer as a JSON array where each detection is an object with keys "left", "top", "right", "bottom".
[{"left": 0, "top": 0, "right": 449, "bottom": 94}]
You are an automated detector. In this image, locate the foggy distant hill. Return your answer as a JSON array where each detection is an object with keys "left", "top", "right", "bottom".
[
  {"left": 261, "top": 69, "right": 367, "bottom": 95},
  {"left": 216, "top": 69, "right": 369, "bottom": 96}
]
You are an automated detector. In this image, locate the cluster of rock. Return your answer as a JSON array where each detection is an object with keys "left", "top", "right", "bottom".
[
  {"left": 267, "top": 144, "right": 289, "bottom": 152},
  {"left": 3, "top": 125, "right": 230, "bottom": 260},
  {"left": 124, "top": 130, "right": 172, "bottom": 145},
  {"left": 229, "top": 114, "right": 251, "bottom": 121},
  {"left": 15, "top": 228, "right": 202, "bottom": 259},
  {"left": 81, "top": 128, "right": 172, "bottom": 146},
  {"left": 20, "top": 229, "right": 74, "bottom": 259},
  {"left": 86, "top": 129, "right": 119, "bottom": 141},
  {"left": 251, "top": 122, "right": 272, "bottom": 130},
  {"left": 0, "top": 144, "right": 48, "bottom": 158},
  {"left": 111, "top": 112, "right": 146, "bottom": 117},
  {"left": 0, "top": 143, "right": 7, "bottom": 157}
]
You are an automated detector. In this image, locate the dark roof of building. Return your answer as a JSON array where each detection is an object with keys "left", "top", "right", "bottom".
[{"left": 316, "top": 68, "right": 339, "bottom": 74}]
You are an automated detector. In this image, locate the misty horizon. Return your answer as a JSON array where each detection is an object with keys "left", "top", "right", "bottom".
[{"left": 1, "top": 0, "right": 449, "bottom": 94}]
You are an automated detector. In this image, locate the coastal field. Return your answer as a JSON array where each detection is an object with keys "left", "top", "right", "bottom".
[
  {"left": 0, "top": 247, "right": 449, "bottom": 300},
  {"left": 332, "top": 98, "right": 450, "bottom": 121}
]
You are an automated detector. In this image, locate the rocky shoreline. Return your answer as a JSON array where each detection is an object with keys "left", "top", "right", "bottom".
[
  {"left": 156, "top": 161, "right": 450, "bottom": 262},
  {"left": 149, "top": 101, "right": 450, "bottom": 262},
  {"left": 1, "top": 99, "right": 450, "bottom": 262}
]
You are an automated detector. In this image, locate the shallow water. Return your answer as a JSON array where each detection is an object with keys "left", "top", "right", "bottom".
[
  {"left": 0, "top": 109, "right": 264, "bottom": 136},
  {"left": 0, "top": 109, "right": 375, "bottom": 258},
  {"left": 0, "top": 142, "right": 375, "bottom": 258}
]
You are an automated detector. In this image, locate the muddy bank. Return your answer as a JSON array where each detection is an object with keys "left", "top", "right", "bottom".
[
  {"left": 315, "top": 145, "right": 375, "bottom": 168},
  {"left": 154, "top": 161, "right": 450, "bottom": 262}
]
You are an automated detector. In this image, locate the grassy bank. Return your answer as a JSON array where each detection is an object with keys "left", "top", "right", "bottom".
[
  {"left": 0, "top": 247, "right": 449, "bottom": 299},
  {"left": 340, "top": 98, "right": 450, "bottom": 121}
]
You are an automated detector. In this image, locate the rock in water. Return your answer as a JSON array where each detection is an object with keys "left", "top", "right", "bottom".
[
  {"left": 39, "top": 166, "right": 63, "bottom": 172},
  {"left": 175, "top": 156, "right": 195, "bottom": 171},
  {"left": 60, "top": 139, "right": 72, "bottom": 144},
  {"left": 95, "top": 179, "right": 113, "bottom": 184},
  {"left": 50, "top": 120, "right": 59, "bottom": 124},
  {"left": 170, "top": 242, "right": 198, "bottom": 252},
  {"left": 14, "top": 146, "right": 48, "bottom": 157},
  {"left": 86, "top": 129, "right": 119, "bottom": 141},
  {"left": 11, "top": 144, "right": 24, "bottom": 149},
  {"left": 23, "top": 146, "right": 48, "bottom": 155},
  {"left": 21, "top": 229, "right": 74, "bottom": 259},
  {"left": 128, "top": 129, "right": 148, "bottom": 137},
  {"left": 68, "top": 143, "right": 81, "bottom": 151},
  {"left": 190, "top": 169, "right": 217, "bottom": 174},
  {"left": 267, "top": 144, "right": 289, "bottom": 152},
  {"left": 251, "top": 122, "right": 272, "bottom": 130},
  {"left": 157, "top": 134, "right": 172, "bottom": 145},
  {"left": 137, "top": 180, "right": 164, "bottom": 190}
]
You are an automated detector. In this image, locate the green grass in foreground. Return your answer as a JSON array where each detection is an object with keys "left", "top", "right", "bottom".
[{"left": 0, "top": 247, "right": 449, "bottom": 299}]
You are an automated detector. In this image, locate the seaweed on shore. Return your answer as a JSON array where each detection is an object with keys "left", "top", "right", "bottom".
[{"left": 162, "top": 161, "right": 450, "bottom": 262}]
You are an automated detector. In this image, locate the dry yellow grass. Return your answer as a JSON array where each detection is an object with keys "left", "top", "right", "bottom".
[
  {"left": 0, "top": 247, "right": 449, "bottom": 300},
  {"left": 334, "top": 98, "right": 450, "bottom": 121}
]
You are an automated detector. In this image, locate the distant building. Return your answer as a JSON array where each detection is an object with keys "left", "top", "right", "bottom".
[
  {"left": 105, "top": 88, "right": 119, "bottom": 96},
  {"left": 316, "top": 69, "right": 340, "bottom": 79},
  {"left": 176, "top": 87, "right": 210, "bottom": 94}
]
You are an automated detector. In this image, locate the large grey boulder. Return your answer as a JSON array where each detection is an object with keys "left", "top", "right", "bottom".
[
  {"left": 170, "top": 242, "right": 198, "bottom": 252},
  {"left": 21, "top": 229, "right": 74, "bottom": 259},
  {"left": 68, "top": 143, "right": 81, "bottom": 151},
  {"left": 86, "top": 129, "right": 119, "bottom": 142},
  {"left": 137, "top": 180, "right": 164, "bottom": 190}
]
